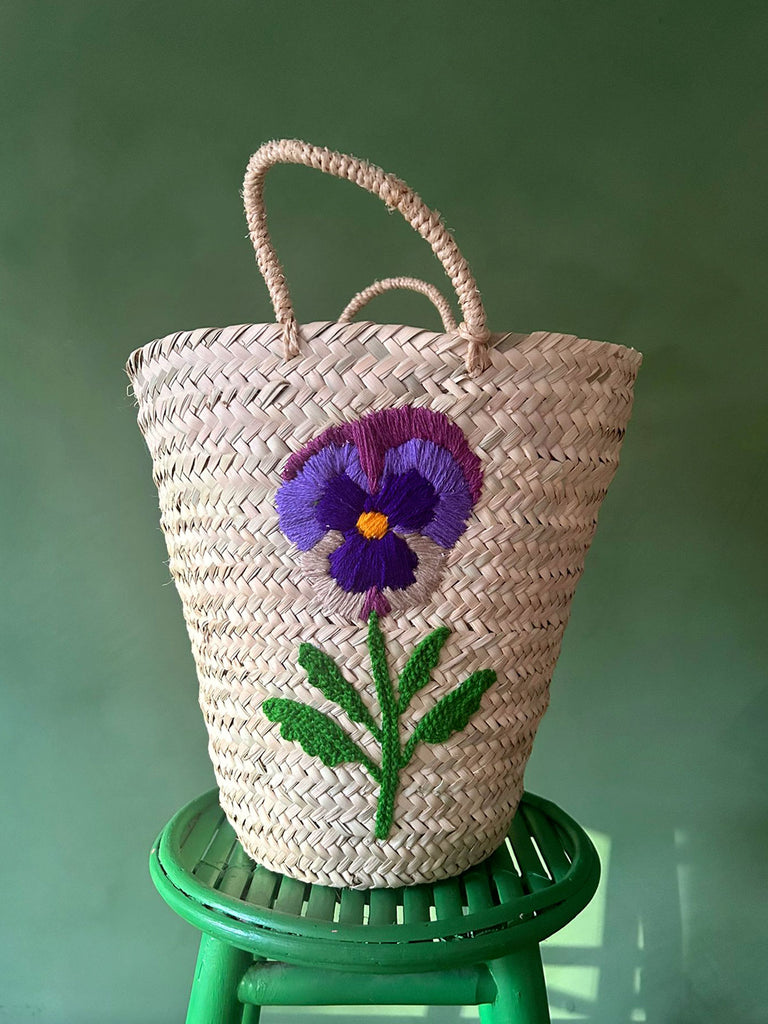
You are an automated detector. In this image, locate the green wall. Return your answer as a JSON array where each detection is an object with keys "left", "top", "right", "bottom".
[{"left": 2, "top": 3, "right": 766, "bottom": 1022}]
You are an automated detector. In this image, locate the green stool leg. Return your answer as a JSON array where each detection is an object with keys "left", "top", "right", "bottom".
[
  {"left": 186, "top": 932, "right": 253, "bottom": 1024},
  {"left": 240, "top": 1005, "right": 261, "bottom": 1024},
  {"left": 479, "top": 946, "right": 550, "bottom": 1024}
]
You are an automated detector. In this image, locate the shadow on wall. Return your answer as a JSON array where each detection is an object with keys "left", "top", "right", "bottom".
[
  {"left": 258, "top": 794, "right": 765, "bottom": 1023},
  {"left": 253, "top": 820, "right": 683, "bottom": 1024}
]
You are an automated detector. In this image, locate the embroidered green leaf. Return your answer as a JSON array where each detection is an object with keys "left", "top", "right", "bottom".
[
  {"left": 397, "top": 625, "right": 450, "bottom": 713},
  {"left": 298, "top": 643, "right": 380, "bottom": 739},
  {"left": 263, "top": 697, "right": 381, "bottom": 783},
  {"left": 402, "top": 669, "right": 497, "bottom": 765}
]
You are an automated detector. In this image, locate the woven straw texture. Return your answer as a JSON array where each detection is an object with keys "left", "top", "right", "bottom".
[
  {"left": 127, "top": 319, "right": 641, "bottom": 888},
  {"left": 339, "top": 276, "right": 458, "bottom": 332}
]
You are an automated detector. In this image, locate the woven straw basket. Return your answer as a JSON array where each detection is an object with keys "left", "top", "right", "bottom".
[{"left": 127, "top": 140, "right": 641, "bottom": 889}]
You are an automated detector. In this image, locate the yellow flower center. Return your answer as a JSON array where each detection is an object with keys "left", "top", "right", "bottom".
[{"left": 356, "top": 510, "right": 389, "bottom": 540}]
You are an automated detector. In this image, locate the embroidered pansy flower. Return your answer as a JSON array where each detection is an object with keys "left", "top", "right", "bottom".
[{"left": 276, "top": 406, "right": 483, "bottom": 620}]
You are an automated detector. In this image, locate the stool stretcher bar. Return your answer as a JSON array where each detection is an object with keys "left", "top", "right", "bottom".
[{"left": 238, "top": 962, "right": 497, "bottom": 1007}]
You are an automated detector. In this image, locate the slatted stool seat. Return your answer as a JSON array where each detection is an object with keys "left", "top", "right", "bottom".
[{"left": 149, "top": 789, "right": 600, "bottom": 1024}]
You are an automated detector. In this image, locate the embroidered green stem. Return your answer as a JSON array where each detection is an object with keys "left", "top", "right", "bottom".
[
  {"left": 367, "top": 611, "right": 401, "bottom": 840},
  {"left": 262, "top": 614, "right": 497, "bottom": 840}
]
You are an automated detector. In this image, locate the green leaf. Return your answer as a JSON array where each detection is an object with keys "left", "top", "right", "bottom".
[
  {"left": 397, "top": 625, "right": 450, "bottom": 712},
  {"left": 298, "top": 643, "right": 380, "bottom": 738},
  {"left": 403, "top": 669, "right": 497, "bottom": 765},
  {"left": 263, "top": 697, "right": 381, "bottom": 783}
]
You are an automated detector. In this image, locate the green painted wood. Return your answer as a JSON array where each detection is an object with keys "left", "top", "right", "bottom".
[
  {"left": 432, "top": 877, "right": 463, "bottom": 920},
  {"left": 156, "top": 791, "right": 595, "bottom": 941},
  {"left": 463, "top": 865, "right": 494, "bottom": 912},
  {"left": 368, "top": 888, "right": 399, "bottom": 926},
  {"left": 185, "top": 932, "right": 252, "bottom": 1024},
  {"left": 508, "top": 814, "right": 552, "bottom": 894},
  {"left": 238, "top": 962, "right": 497, "bottom": 1007},
  {"left": 487, "top": 842, "right": 526, "bottom": 902},
  {"left": 149, "top": 789, "right": 600, "bottom": 973},
  {"left": 193, "top": 829, "right": 239, "bottom": 888},
  {"left": 402, "top": 884, "right": 431, "bottom": 924},
  {"left": 521, "top": 805, "right": 572, "bottom": 882},
  {"left": 200, "top": 819, "right": 239, "bottom": 865},
  {"left": 180, "top": 804, "right": 227, "bottom": 865},
  {"left": 338, "top": 887, "right": 366, "bottom": 925},
  {"left": 217, "top": 842, "right": 256, "bottom": 900},
  {"left": 151, "top": 845, "right": 601, "bottom": 974},
  {"left": 304, "top": 884, "right": 337, "bottom": 922},
  {"left": 478, "top": 947, "right": 551, "bottom": 1024},
  {"left": 243, "top": 865, "right": 280, "bottom": 909},
  {"left": 272, "top": 875, "right": 306, "bottom": 917}
]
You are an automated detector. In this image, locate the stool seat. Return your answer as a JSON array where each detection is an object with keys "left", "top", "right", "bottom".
[{"left": 150, "top": 790, "right": 599, "bottom": 1022}]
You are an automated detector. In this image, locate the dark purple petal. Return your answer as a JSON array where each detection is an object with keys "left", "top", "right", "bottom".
[
  {"left": 383, "top": 440, "right": 474, "bottom": 548},
  {"left": 383, "top": 439, "right": 466, "bottom": 496},
  {"left": 374, "top": 469, "right": 437, "bottom": 533},
  {"left": 329, "top": 532, "right": 418, "bottom": 593},
  {"left": 379, "top": 532, "right": 420, "bottom": 589},
  {"left": 315, "top": 473, "right": 368, "bottom": 533},
  {"left": 348, "top": 406, "right": 483, "bottom": 495},
  {"left": 328, "top": 533, "right": 378, "bottom": 593}
]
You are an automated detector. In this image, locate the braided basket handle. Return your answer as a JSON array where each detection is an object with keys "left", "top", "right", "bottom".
[
  {"left": 242, "top": 140, "right": 491, "bottom": 376},
  {"left": 339, "top": 277, "right": 458, "bottom": 333}
]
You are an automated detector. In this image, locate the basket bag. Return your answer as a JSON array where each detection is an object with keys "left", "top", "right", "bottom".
[{"left": 127, "top": 140, "right": 641, "bottom": 888}]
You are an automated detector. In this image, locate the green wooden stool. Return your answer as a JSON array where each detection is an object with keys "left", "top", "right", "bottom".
[{"left": 150, "top": 789, "right": 600, "bottom": 1024}]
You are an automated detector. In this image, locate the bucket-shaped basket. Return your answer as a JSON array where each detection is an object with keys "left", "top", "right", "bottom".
[{"left": 127, "top": 140, "right": 641, "bottom": 888}]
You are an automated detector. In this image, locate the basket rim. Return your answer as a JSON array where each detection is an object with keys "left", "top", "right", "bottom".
[{"left": 126, "top": 319, "right": 643, "bottom": 381}]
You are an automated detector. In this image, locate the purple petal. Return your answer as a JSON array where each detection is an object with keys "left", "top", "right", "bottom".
[
  {"left": 282, "top": 423, "right": 356, "bottom": 481},
  {"left": 375, "top": 469, "right": 437, "bottom": 532},
  {"left": 381, "top": 533, "right": 448, "bottom": 615},
  {"left": 276, "top": 443, "right": 366, "bottom": 551},
  {"left": 422, "top": 491, "right": 474, "bottom": 547},
  {"left": 328, "top": 532, "right": 418, "bottom": 593},
  {"left": 297, "top": 442, "right": 367, "bottom": 490},
  {"left": 315, "top": 473, "right": 368, "bottom": 533},
  {"left": 275, "top": 476, "right": 326, "bottom": 550},
  {"left": 283, "top": 406, "right": 483, "bottom": 503},
  {"left": 384, "top": 439, "right": 467, "bottom": 494},
  {"left": 379, "top": 532, "right": 419, "bottom": 590},
  {"left": 328, "top": 533, "right": 378, "bottom": 593},
  {"left": 383, "top": 440, "right": 474, "bottom": 548}
]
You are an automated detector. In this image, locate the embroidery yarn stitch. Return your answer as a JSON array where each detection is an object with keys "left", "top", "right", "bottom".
[
  {"left": 276, "top": 406, "right": 483, "bottom": 620},
  {"left": 263, "top": 612, "right": 497, "bottom": 839}
]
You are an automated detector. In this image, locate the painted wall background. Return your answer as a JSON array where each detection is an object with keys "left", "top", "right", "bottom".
[{"left": 2, "top": 3, "right": 766, "bottom": 1022}]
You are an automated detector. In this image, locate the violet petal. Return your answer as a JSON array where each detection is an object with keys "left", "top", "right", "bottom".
[
  {"left": 375, "top": 469, "right": 437, "bottom": 532},
  {"left": 315, "top": 473, "right": 368, "bottom": 533},
  {"left": 276, "top": 443, "right": 366, "bottom": 551},
  {"left": 328, "top": 531, "right": 418, "bottom": 593},
  {"left": 383, "top": 439, "right": 474, "bottom": 548}
]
